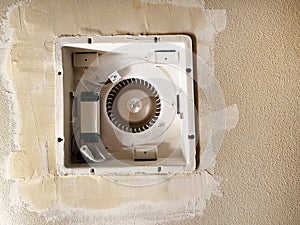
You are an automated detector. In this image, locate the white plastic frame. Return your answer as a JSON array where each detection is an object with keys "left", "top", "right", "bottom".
[{"left": 55, "top": 35, "right": 197, "bottom": 175}]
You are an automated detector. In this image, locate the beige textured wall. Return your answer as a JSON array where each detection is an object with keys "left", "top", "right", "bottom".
[
  {"left": 0, "top": 0, "right": 299, "bottom": 224},
  {"left": 187, "top": 0, "right": 299, "bottom": 224}
]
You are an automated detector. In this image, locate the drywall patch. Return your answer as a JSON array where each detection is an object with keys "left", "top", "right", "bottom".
[
  {"left": 0, "top": 0, "right": 238, "bottom": 224},
  {"left": 0, "top": 0, "right": 22, "bottom": 160},
  {"left": 9, "top": 172, "right": 220, "bottom": 224},
  {"left": 0, "top": 1, "right": 30, "bottom": 224}
]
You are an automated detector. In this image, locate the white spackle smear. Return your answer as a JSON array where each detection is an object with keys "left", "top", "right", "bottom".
[{"left": 0, "top": 1, "right": 28, "bottom": 224}]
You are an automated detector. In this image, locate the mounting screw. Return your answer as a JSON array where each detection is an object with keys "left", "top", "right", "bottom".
[
  {"left": 186, "top": 68, "right": 192, "bottom": 73},
  {"left": 188, "top": 134, "right": 195, "bottom": 139},
  {"left": 158, "top": 166, "right": 162, "bottom": 172},
  {"left": 88, "top": 38, "right": 92, "bottom": 44},
  {"left": 57, "top": 137, "right": 63, "bottom": 142},
  {"left": 58, "top": 71, "right": 62, "bottom": 75},
  {"left": 90, "top": 168, "right": 95, "bottom": 173}
]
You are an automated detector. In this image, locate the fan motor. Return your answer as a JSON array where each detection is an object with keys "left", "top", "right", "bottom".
[{"left": 106, "top": 78, "right": 161, "bottom": 133}]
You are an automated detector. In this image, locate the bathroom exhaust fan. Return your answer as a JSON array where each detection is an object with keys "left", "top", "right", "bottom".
[{"left": 56, "top": 35, "right": 197, "bottom": 175}]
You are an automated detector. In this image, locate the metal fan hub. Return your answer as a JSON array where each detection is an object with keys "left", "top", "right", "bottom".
[
  {"left": 116, "top": 89, "right": 155, "bottom": 124},
  {"left": 127, "top": 98, "right": 142, "bottom": 113}
]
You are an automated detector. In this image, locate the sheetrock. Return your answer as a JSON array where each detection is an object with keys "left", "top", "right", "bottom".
[{"left": 0, "top": 0, "right": 238, "bottom": 224}]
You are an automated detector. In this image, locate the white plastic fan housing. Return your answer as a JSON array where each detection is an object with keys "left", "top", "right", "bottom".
[{"left": 56, "top": 35, "right": 197, "bottom": 175}]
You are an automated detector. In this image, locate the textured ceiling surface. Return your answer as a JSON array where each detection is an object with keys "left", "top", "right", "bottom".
[
  {"left": 182, "top": 0, "right": 299, "bottom": 224},
  {"left": 0, "top": 0, "right": 299, "bottom": 224}
]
